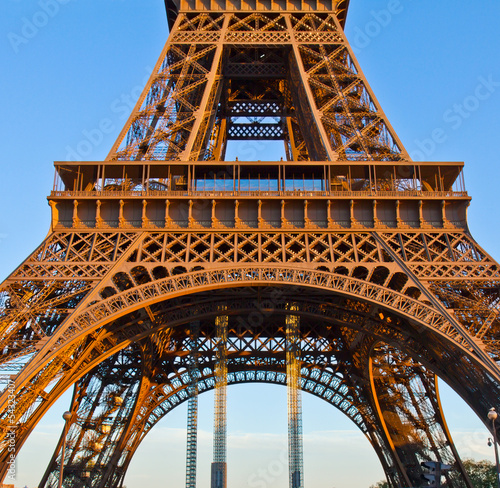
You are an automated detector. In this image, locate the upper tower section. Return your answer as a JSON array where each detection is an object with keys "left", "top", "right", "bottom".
[
  {"left": 107, "top": 1, "right": 406, "bottom": 163},
  {"left": 164, "top": 0, "right": 351, "bottom": 29},
  {"left": 48, "top": 1, "right": 469, "bottom": 233}
]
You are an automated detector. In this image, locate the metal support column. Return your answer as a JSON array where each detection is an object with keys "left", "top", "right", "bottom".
[
  {"left": 212, "top": 310, "right": 228, "bottom": 488},
  {"left": 186, "top": 322, "right": 200, "bottom": 488},
  {"left": 286, "top": 304, "right": 303, "bottom": 488}
]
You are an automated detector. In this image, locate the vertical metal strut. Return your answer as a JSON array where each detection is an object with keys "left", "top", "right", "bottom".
[
  {"left": 286, "top": 304, "right": 304, "bottom": 488},
  {"left": 212, "top": 310, "right": 228, "bottom": 488},
  {"left": 186, "top": 322, "right": 200, "bottom": 488}
]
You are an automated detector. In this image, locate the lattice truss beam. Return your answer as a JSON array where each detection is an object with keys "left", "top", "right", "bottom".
[
  {"left": 3, "top": 230, "right": 498, "bottom": 352},
  {"left": 39, "top": 347, "right": 142, "bottom": 488},
  {"left": 106, "top": 12, "right": 408, "bottom": 162},
  {"left": 35, "top": 304, "right": 473, "bottom": 488},
  {"left": 6, "top": 229, "right": 497, "bottom": 282},
  {"left": 370, "top": 345, "right": 473, "bottom": 488}
]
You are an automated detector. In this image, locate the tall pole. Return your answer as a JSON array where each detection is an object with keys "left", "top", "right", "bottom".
[
  {"left": 488, "top": 408, "right": 500, "bottom": 488},
  {"left": 58, "top": 411, "right": 72, "bottom": 488},
  {"left": 286, "top": 304, "right": 303, "bottom": 488},
  {"left": 186, "top": 321, "right": 200, "bottom": 488},
  {"left": 212, "top": 310, "right": 228, "bottom": 488}
]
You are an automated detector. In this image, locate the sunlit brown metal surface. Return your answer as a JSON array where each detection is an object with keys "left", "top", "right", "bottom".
[{"left": 0, "top": 3, "right": 497, "bottom": 488}]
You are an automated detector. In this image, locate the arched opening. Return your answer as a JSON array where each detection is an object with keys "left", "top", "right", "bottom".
[
  {"left": 333, "top": 266, "right": 348, "bottom": 275},
  {"left": 370, "top": 266, "right": 390, "bottom": 285},
  {"left": 130, "top": 266, "right": 152, "bottom": 285},
  {"left": 99, "top": 286, "right": 117, "bottom": 299},
  {"left": 405, "top": 286, "right": 421, "bottom": 299},
  {"left": 172, "top": 265, "right": 188, "bottom": 275},
  {"left": 152, "top": 266, "right": 169, "bottom": 280},
  {"left": 352, "top": 265, "right": 369, "bottom": 280},
  {"left": 8, "top": 279, "right": 495, "bottom": 488},
  {"left": 387, "top": 272, "right": 408, "bottom": 292},
  {"left": 112, "top": 272, "right": 134, "bottom": 292},
  {"left": 124, "top": 384, "right": 385, "bottom": 488}
]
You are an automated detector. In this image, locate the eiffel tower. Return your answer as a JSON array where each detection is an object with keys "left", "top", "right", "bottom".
[{"left": 1, "top": 1, "right": 500, "bottom": 487}]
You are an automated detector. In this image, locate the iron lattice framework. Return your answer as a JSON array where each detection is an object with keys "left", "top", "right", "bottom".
[
  {"left": 0, "top": 1, "right": 499, "bottom": 487},
  {"left": 211, "top": 310, "right": 227, "bottom": 488},
  {"left": 185, "top": 321, "right": 200, "bottom": 488},
  {"left": 286, "top": 305, "right": 304, "bottom": 488}
]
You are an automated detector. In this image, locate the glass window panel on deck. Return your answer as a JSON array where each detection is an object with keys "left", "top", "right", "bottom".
[
  {"left": 419, "top": 163, "right": 463, "bottom": 193},
  {"left": 147, "top": 163, "right": 171, "bottom": 192},
  {"left": 238, "top": 165, "right": 280, "bottom": 193},
  {"left": 282, "top": 165, "right": 325, "bottom": 192},
  {"left": 329, "top": 165, "right": 350, "bottom": 192},
  {"left": 193, "top": 165, "right": 235, "bottom": 192}
]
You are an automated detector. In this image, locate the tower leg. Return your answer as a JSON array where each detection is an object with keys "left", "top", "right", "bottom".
[{"left": 286, "top": 305, "right": 303, "bottom": 488}]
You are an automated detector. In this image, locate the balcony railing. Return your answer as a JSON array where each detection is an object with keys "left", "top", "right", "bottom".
[
  {"left": 56, "top": 219, "right": 467, "bottom": 230},
  {"left": 50, "top": 189, "right": 469, "bottom": 199}
]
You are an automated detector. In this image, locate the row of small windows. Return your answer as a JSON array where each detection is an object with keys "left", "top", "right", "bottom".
[{"left": 99, "top": 265, "right": 421, "bottom": 301}]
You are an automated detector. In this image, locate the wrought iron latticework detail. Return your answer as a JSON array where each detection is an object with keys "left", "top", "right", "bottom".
[
  {"left": 286, "top": 305, "right": 304, "bottom": 488},
  {"left": 211, "top": 310, "right": 228, "bottom": 488},
  {"left": 186, "top": 321, "right": 200, "bottom": 488},
  {"left": 0, "top": 1, "right": 499, "bottom": 488},
  {"left": 107, "top": 9, "right": 408, "bottom": 162}
]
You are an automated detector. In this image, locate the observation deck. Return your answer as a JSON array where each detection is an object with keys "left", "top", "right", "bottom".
[{"left": 49, "top": 159, "right": 469, "bottom": 231}]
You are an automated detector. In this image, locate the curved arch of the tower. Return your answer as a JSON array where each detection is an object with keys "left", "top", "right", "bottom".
[{"left": 1, "top": 1, "right": 499, "bottom": 487}]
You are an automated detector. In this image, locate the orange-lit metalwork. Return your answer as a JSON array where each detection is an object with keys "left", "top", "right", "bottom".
[{"left": 0, "top": 2, "right": 497, "bottom": 487}]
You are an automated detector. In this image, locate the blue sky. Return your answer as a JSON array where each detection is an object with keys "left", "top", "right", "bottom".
[{"left": 1, "top": 1, "right": 500, "bottom": 487}]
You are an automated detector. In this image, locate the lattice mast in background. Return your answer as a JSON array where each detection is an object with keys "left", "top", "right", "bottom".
[
  {"left": 212, "top": 311, "right": 228, "bottom": 488},
  {"left": 186, "top": 322, "right": 200, "bottom": 488},
  {"left": 286, "top": 305, "right": 304, "bottom": 488}
]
